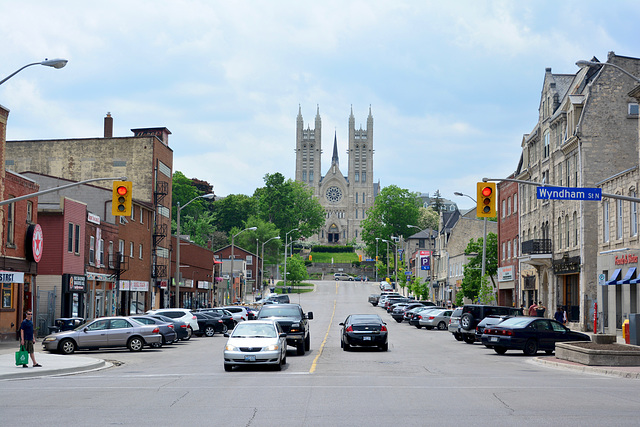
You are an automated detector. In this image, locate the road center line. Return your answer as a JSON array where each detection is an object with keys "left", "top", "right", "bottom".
[{"left": 309, "top": 282, "right": 338, "bottom": 373}]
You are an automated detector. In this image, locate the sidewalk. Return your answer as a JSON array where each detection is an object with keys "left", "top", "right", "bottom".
[{"left": 0, "top": 339, "right": 108, "bottom": 380}]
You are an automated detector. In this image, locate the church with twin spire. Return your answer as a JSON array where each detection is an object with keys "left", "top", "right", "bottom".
[{"left": 295, "top": 105, "right": 379, "bottom": 245}]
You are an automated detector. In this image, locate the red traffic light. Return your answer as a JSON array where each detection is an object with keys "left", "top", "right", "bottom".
[
  {"left": 116, "top": 186, "right": 128, "bottom": 196},
  {"left": 481, "top": 186, "right": 493, "bottom": 197}
]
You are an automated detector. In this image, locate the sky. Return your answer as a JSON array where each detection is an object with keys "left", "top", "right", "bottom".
[{"left": 1, "top": 1, "right": 638, "bottom": 211}]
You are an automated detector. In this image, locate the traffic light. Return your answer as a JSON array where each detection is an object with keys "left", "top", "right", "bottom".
[
  {"left": 309, "top": 254, "right": 312, "bottom": 261},
  {"left": 476, "top": 182, "right": 496, "bottom": 218},
  {"left": 112, "top": 181, "right": 132, "bottom": 216}
]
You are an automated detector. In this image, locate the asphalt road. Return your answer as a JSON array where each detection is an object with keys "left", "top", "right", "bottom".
[{"left": 2, "top": 280, "right": 640, "bottom": 426}]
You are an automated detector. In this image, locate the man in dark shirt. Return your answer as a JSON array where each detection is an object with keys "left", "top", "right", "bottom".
[{"left": 20, "top": 310, "right": 41, "bottom": 368}]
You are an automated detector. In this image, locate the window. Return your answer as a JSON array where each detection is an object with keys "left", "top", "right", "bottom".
[
  {"left": 89, "top": 236, "right": 95, "bottom": 264},
  {"left": 502, "top": 242, "right": 505, "bottom": 260},
  {"left": 119, "top": 240, "right": 125, "bottom": 262},
  {"left": 356, "top": 209, "right": 358, "bottom": 219},
  {"left": 629, "top": 103, "right": 639, "bottom": 117},
  {"left": 514, "top": 237, "right": 518, "bottom": 257},
  {"left": 632, "top": 192, "right": 638, "bottom": 237},
  {"left": 129, "top": 242, "right": 134, "bottom": 258},
  {"left": 109, "top": 241, "right": 114, "bottom": 268},
  {"left": 604, "top": 202, "right": 610, "bottom": 243},
  {"left": 309, "top": 171, "right": 314, "bottom": 183},
  {"left": 574, "top": 156, "right": 578, "bottom": 187},
  {"left": 75, "top": 225, "right": 80, "bottom": 254},
  {"left": 362, "top": 192, "right": 365, "bottom": 204},
  {"left": 27, "top": 201, "right": 33, "bottom": 223},
  {"left": 355, "top": 172, "right": 359, "bottom": 182},
  {"left": 566, "top": 159, "right": 571, "bottom": 187},
  {"left": 355, "top": 193, "right": 358, "bottom": 204},
  {"left": 99, "top": 239, "right": 104, "bottom": 266},
  {"left": 565, "top": 215, "right": 570, "bottom": 247},
  {"left": 246, "top": 255, "right": 253, "bottom": 265},
  {"left": 68, "top": 223, "right": 74, "bottom": 252},
  {"left": 507, "top": 197, "right": 512, "bottom": 216},
  {"left": 362, "top": 172, "right": 366, "bottom": 183},
  {"left": 543, "top": 130, "right": 550, "bottom": 158},
  {"left": 302, "top": 171, "right": 307, "bottom": 182},
  {"left": 246, "top": 269, "right": 253, "bottom": 279},
  {"left": 502, "top": 199, "right": 506, "bottom": 218},
  {"left": 507, "top": 240, "right": 511, "bottom": 259},
  {"left": 6, "top": 202, "right": 14, "bottom": 246},
  {"left": 2, "top": 283, "right": 12, "bottom": 308},
  {"left": 131, "top": 205, "right": 135, "bottom": 221},
  {"left": 513, "top": 194, "right": 517, "bottom": 213},
  {"left": 139, "top": 244, "right": 143, "bottom": 259},
  {"left": 573, "top": 212, "right": 578, "bottom": 246},
  {"left": 558, "top": 217, "right": 563, "bottom": 249},
  {"left": 140, "top": 209, "right": 144, "bottom": 224},
  {"left": 617, "top": 199, "right": 623, "bottom": 240}
]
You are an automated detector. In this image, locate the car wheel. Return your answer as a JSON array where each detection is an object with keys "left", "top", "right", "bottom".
[
  {"left": 274, "top": 358, "right": 282, "bottom": 371},
  {"left": 221, "top": 324, "right": 228, "bottom": 334},
  {"left": 343, "top": 341, "right": 350, "bottom": 351},
  {"left": 224, "top": 364, "right": 233, "bottom": 372},
  {"left": 59, "top": 338, "right": 76, "bottom": 355},
  {"left": 304, "top": 333, "right": 310, "bottom": 351},
  {"left": 182, "top": 327, "right": 192, "bottom": 341},
  {"left": 296, "top": 341, "right": 305, "bottom": 355},
  {"left": 380, "top": 342, "right": 388, "bottom": 351},
  {"left": 395, "top": 318, "right": 403, "bottom": 323},
  {"left": 204, "top": 326, "right": 215, "bottom": 337},
  {"left": 282, "top": 352, "right": 287, "bottom": 365},
  {"left": 462, "top": 334, "right": 476, "bottom": 344},
  {"left": 128, "top": 336, "right": 144, "bottom": 352},
  {"left": 494, "top": 346, "right": 507, "bottom": 355},
  {"left": 523, "top": 339, "right": 538, "bottom": 355},
  {"left": 437, "top": 322, "right": 447, "bottom": 330},
  {"left": 415, "top": 325, "right": 422, "bottom": 329},
  {"left": 460, "top": 313, "right": 475, "bottom": 331},
  {"left": 453, "top": 333, "right": 463, "bottom": 341}
]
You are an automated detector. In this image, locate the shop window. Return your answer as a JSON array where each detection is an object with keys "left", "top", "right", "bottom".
[
  {"left": 75, "top": 225, "right": 80, "bottom": 254},
  {"left": 68, "top": 223, "right": 74, "bottom": 252},
  {"left": 6, "top": 201, "right": 15, "bottom": 246},
  {"left": 89, "top": 236, "right": 95, "bottom": 265},
  {"left": 2, "top": 283, "right": 12, "bottom": 308},
  {"left": 27, "top": 201, "right": 33, "bottom": 223},
  {"left": 246, "top": 255, "right": 253, "bottom": 265},
  {"left": 99, "top": 239, "right": 104, "bottom": 266}
]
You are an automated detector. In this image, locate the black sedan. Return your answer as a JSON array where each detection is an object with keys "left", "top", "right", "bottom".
[
  {"left": 193, "top": 312, "right": 227, "bottom": 337},
  {"left": 340, "top": 314, "right": 388, "bottom": 351},
  {"left": 197, "top": 309, "right": 236, "bottom": 331},
  {"left": 148, "top": 314, "right": 191, "bottom": 341},
  {"left": 481, "top": 317, "right": 590, "bottom": 355}
]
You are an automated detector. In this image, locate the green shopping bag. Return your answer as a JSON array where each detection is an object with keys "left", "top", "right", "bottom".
[{"left": 15, "top": 345, "right": 29, "bottom": 366}]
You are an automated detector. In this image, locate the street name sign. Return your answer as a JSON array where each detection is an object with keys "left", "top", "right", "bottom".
[{"left": 537, "top": 186, "right": 602, "bottom": 201}]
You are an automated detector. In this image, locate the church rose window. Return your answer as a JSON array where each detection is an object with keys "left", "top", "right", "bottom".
[{"left": 326, "top": 186, "right": 343, "bottom": 203}]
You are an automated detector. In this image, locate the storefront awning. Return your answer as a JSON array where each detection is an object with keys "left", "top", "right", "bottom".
[
  {"left": 618, "top": 267, "right": 637, "bottom": 285},
  {"left": 605, "top": 268, "right": 621, "bottom": 285}
]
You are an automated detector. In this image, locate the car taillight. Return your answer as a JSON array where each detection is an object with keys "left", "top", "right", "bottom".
[
  {"left": 345, "top": 326, "right": 353, "bottom": 332},
  {"left": 180, "top": 324, "right": 187, "bottom": 328},
  {"left": 152, "top": 327, "right": 159, "bottom": 333},
  {"left": 380, "top": 325, "right": 387, "bottom": 332},
  {"left": 218, "top": 319, "right": 223, "bottom": 323},
  {"left": 428, "top": 316, "right": 435, "bottom": 320},
  {"left": 417, "top": 315, "right": 422, "bottom": 320},
  {"left": 168, "top": 325, "right": 174, "bottom": 329},
  {"left": 192, "top": 316, "right": 196, "bottom": 320}
]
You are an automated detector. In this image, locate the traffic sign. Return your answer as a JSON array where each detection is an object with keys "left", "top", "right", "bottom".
[{"left": 537, "top": 186, "right": 602, "bottom": 201}]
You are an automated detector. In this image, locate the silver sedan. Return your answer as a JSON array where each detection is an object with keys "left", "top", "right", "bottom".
[
  {"left": 418, "top": 309, "right": 453, "bottom": 330},
  {"left": 42, "top": 316, "right": 162, "bottom": 354},
  {"left": 223, "top": 320, "right": 287, "bottom": 371}
]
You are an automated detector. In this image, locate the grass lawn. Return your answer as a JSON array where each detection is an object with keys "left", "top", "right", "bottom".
[{"left": 309, "top": 252, "right": 359, "bottom": 263}]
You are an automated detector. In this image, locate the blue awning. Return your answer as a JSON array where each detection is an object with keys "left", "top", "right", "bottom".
[
  {"left": 605, "top": 268, "right": 621, "bottom": 285},
  {"left": 617, "top": 267, "right": 637, "bottom": 284}
]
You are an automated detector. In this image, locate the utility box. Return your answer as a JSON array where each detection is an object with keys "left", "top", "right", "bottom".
[{"left": 629, "top": 314, "right": 640, "bottom": 345}]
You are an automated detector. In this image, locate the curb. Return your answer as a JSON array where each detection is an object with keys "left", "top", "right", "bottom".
[
  {"left": 0, "top": 354, "right": 111, "bottom": 380},
  {"left": 531, "top": 356, "right": 640, "bottom": 379}
]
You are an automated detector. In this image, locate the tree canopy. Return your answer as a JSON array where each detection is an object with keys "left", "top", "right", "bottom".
[{"left": 457, "top": 232, "right": 498, "bottom": 304}]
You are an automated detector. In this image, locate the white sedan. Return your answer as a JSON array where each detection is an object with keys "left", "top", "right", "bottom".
[
  {"left": 418, "top": 309, "right": 454, "bottom": 330},
  {"left": 223, "top": 320, "right": 287, "bottom": 371}
]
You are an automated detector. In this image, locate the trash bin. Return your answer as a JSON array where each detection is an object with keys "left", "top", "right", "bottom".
[
  {"left": 287, "top": 286, "right": 292, "bottom": 293},
  {"left": 623, "top": 319, "right": 630, "bottom": 344}
]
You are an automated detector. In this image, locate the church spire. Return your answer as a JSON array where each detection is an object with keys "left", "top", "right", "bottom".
[{"left": 331, "top": 131, "right": 339, "bottom": 167}]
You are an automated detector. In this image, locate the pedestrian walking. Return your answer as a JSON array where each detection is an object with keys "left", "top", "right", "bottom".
[
  {"left": 528, "top": 302, "right": 538, "bottom": 316},
  {"left": 554, "top": 306, "right": 564, "bottom": 323},
  {"left": 562, "top": 306, "right": 568, "bottom": 325},
  {"left": 19, "top": 310, "right": 41, "bottom": 368},
  {"left": 536, "top": 301, "right": 546, "bottom": 317}
]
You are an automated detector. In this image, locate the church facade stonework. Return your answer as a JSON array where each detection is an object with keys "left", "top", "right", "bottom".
[{"left": 295, "top": 106, "right": 378, "bottom": 245}]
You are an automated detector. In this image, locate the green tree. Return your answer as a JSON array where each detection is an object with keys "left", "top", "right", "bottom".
[
  {"left": 431, "top": 190, "right": 445, "bottom": 215},
  {"left": 417, "top": 207, "right": 439, "bottom": 231},
  {"left": 280, "top": 254, "right": 308, "bottom": 285},
  {"left": 458, "top": 232, "right": 498, "bottom": 302},
  {"left": 477, "top": 275, "right": 496, "bottom": 305},
  {"left": 360, "top": 185, "right": 421, "bottom": 260},
  {"left": 255, "top": 172, "right": 324, "bottom": 240},
  {"left": 172, "top": 171, "right": 216, "bottom": 241},
  {"left": 212, "top": 194, "right": 257, "bottom": 233},
  {"left": 230, "top": 216, "right": 282, "bottom": 262}
]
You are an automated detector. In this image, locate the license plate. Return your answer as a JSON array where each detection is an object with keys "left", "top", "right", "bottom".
[
  {"left": 363, "top": 336, "right": 371, "bottom": 341},
  {"left": 490, "top": 337, "right": 498, "bottom": 342},
  {"left": 244, "top": 355, "right": 256, "bottom": 362}
]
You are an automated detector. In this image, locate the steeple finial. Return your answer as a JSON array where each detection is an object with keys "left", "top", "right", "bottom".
[{"left": 331, "top": 131, "right": 339, "bottom": 166}]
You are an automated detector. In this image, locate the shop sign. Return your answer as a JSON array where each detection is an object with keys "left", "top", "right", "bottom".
[
  {"left": 158, "top": 280, "right": 168, "bottom": 289},
  {"left": 87, "top": 212, "right": 101, "bottom": 224},
  {"left": 615, "top": 254, "right": 638, "bottom": 265},
  {"left": 26, "top": 224, "right": 44, "bottom": 263},
  {"left": 64, "top": 274, "right": 87, "bottom": 292},
  {"left": 498, "top": 266, "right": 513, "bottom": 282},
  {"left": 553, "top": 256, "right": 581, "bottom": 274},
  {"left": 119, "top": 280, "right": 149, "bottom": 291},
  {"left": 420, "top": 251, "right": 431, "bottom": 270},
  {"left": 198, "top": 281, "right": 211, "bottom": 289},
  {"left": 0, "top": 271, "right": 24, "bottom": 283}
]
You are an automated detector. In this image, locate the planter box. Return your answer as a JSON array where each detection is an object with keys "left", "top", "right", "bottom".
[{"left": 556, "top": 342, "right": 640, "bottom": 366}]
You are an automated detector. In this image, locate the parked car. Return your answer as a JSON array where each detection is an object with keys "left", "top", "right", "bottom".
[
  {"left": 220, "top": 306, "right": 249, "bottom": 322},
  {"left": 385, "top": 298, "right": 413, "bottom": 312},
  {"left": 389, "top": 303, "right": 415, "bottom": 322},
  {"left": 340, "top": 314, "right": 388, "bottom": 351},
  {"left": 418, "top": 309, "right": 453, "bottom": 330},
  {"left": 448, "top": 308, "right": 463, "bottom": 340},
  {"left": 265, "top": 294, "right": 290, "bottom": 304},
  {"left": 148, "top": 314, "right": 191, "bottom": 341},
  {"left": 257, "top": 303, "right": 313, "bottom": 355},
  {"left": 334, "top": 272, "right": 353, "bottom": 281},
  {"left": 147, "top": 308, "right": 199, "bottom": 338},
  {"left": 459, "top": 304, "right": 523, "bottom": 344},
  {"left": 481, "top": 317, "right": 590, "bottom": 355},
  {"left": 245, "top": 307, "right": 259, "bottom": 320},
  {"left": 42, "top": 316, "right": 162, "bottom": 354},
  {"left": 198, "top": 309, "right": 236, "bottom": 330},
  {"left": 408, "top": 307, "right": 444, "bottom": 326},
  {"left": 368, "top": 294, "right": 380, "bottom": 306},
  {"left": 223, "top": 320, "right": 287, "bottom": 371},
  {"left": 130, "top": 315, "right": 177, "bottom": 346},
  {"left": 394, "top": 302, "right": 429, "bottom": 322},
  {"left": 193, "top": 312, "right": 227, "bottom": 337},
  {"left": 475, "top": 315, "right": 515, "bottom": 342}
]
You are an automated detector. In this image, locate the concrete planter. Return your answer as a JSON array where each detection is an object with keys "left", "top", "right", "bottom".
[{"left": 556, "top": 342, "right": 640, "bottom": 366}]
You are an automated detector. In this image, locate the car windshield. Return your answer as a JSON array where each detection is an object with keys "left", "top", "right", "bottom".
[
  {"left": 258, "top": 306, "right": 301, "bottom": 319},
  {"left": 232, "top": 323, "right": 277, "bottom": 338},
  {"left": 497, "top": 317, "right": 533, "bottom": 328}
]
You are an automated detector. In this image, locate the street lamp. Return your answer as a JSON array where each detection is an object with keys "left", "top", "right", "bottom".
[
  {"left": 0, "top": 58, "right": 68, "bottom": 86},
  {"left": 284, "top": 228, "right": 299, "bottom": 289},
  {"left": 261, "top": 236, "right": 281, "bottom": 297},
  {"left": 231, "top": 226, "right": 257, "bottom": 303},
  {"left": 175, "top": 193, "right": 215, "bottom": 307},
  {"left": 375, "top": 238, "right": 380, "bottom": 282},
  {"left": 576, "top": 60, "right": 640, "bottom": 84},
  {"left": 454, "top": 191, "right": 487, "bottom": 281}
]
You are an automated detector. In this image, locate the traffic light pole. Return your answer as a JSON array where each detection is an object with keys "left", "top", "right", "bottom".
[{"left": 0, "top": 176, "right": 127, "bottom": 206}]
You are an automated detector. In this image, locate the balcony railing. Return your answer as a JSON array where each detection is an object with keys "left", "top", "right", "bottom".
[{"left": 521, "top": 239, "right": 552, "bottom": 255}]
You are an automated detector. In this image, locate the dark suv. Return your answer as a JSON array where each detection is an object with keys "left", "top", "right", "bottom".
[
  {"left": 257, "top": 303, "right": 313, "bottom": 355},
  {"left": 459, "top": 304, "right": 523, "bottom": 344}
]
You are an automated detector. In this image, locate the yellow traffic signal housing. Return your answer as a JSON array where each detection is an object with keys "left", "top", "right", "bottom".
[
  {"left": 112, "top": 181, "right": 132, "bottom": 216},
  {"left": 476, "top": 182, "right": 496, "bottom": 218}
]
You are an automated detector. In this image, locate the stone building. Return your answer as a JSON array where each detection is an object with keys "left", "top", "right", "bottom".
[
  {"left": 5, "top": 114, "right": 174, "bottom": 312},
  {"left": 516, "top": 52, "right": 640, "bottom": 331},
  {"left": 295, "top": 106, "right": 378, "bottom": 245}
]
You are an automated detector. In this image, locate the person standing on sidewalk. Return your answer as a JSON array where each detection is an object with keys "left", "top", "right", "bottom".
[{"left": 19, "top": 311, "right": 41, "bottom": 368}]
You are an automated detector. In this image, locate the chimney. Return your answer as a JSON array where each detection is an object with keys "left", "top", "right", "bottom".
[{"left": 104, "top": 112, "right": 113, "bottom": 138}]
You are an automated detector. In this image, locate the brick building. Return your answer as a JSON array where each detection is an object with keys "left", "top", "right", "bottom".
[
  {"left": 170, "top": 235, "right": 215, "bottom": 309},
  {"left": 497, "top": 175, "right": 519, "bottom": 307},
  {"left": 214, "top": 245, "right": 260, "bottom": 304}
]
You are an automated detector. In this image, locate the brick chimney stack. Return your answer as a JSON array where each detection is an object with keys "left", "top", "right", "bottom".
[{"left": 104, "top": 112, "right": 113, "bottom": 138}]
